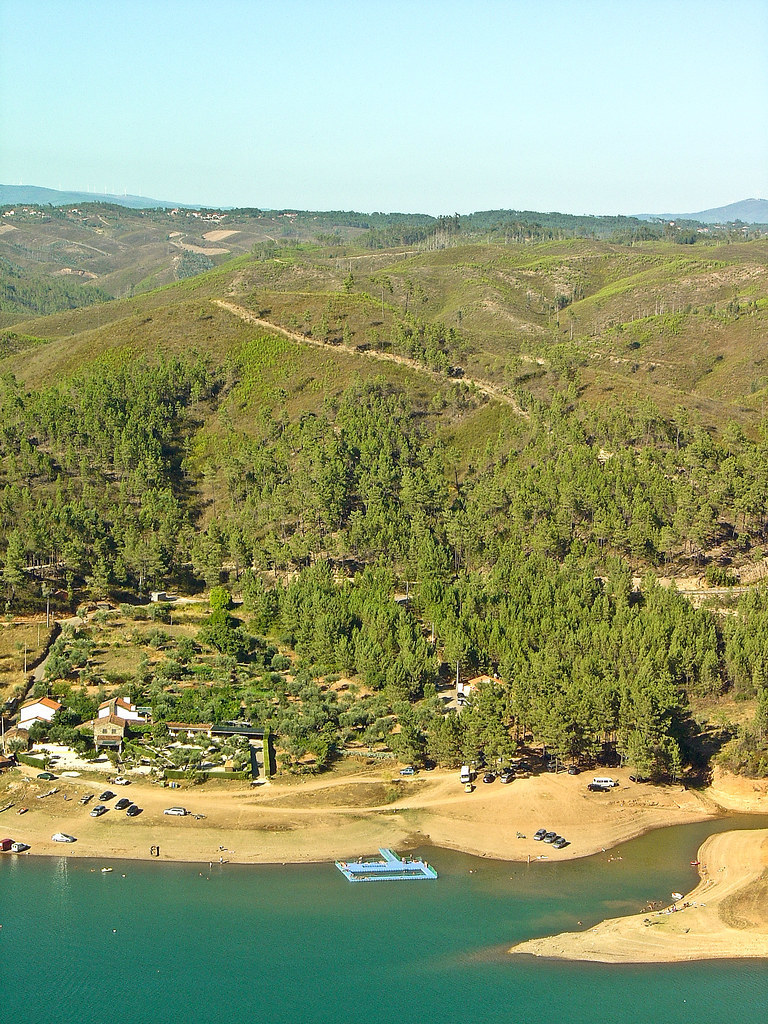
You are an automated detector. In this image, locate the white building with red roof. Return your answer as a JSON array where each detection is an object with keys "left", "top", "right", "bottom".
[
  {"left": 18, "top": 696, "right": 62, "bottom": 732},
  {"left": 97, "top": 697, "right": 145, "bottom": 723}
]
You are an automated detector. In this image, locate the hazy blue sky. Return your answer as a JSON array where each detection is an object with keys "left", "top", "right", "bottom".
[{"left": 2, "top": 0, "right": 766, "bottom": 215}]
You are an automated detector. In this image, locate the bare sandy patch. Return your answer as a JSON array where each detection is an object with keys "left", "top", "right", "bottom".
[
  {"left": 54, "top": 268, "right": 98, "bottom": 279},
  {"left": 0, "top": 223, "right": 17, "bottom": 235},
  {"left": 203, "top": 229, "right": 240, "bottom": 242},
  {"left": 0, "top": 764, "right": 717, "bottom": 869}
]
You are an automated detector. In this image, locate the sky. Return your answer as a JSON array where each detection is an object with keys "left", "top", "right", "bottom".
[{"left": 2, "top": 0, "right": 767, "bottom": 216}]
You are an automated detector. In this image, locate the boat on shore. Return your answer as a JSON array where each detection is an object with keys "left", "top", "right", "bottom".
[{"left": 336, "top": 848, "right": 438, "bottom": 882}]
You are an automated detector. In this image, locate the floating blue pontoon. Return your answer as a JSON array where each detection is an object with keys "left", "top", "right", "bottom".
[{"left": 336, "top": 848, "right": 438, "bottom": 882}]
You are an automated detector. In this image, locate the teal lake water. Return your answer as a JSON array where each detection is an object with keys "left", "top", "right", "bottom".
[{"left": 2, "top": 816, "right": 768, "bottom": 1023}]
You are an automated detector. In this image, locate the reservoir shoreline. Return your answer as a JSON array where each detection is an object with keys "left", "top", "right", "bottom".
[{"left": 3, "top": 762, "right": 768, "bottom": 965}]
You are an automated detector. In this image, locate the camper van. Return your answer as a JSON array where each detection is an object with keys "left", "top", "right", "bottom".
[{"left": 460, "top": 765, "right": 472, "bottom": 784}]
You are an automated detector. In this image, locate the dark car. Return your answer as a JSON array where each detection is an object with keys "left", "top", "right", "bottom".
[
  {"left": 567, "top": 765, "right": 580, "bottom": 775},
  {"left": 552, "top": 837, "right": 569, "bottom": 849},
  {"left": 126, "top": 804, "right": 141, "bottom": 817},
  {"left": 115, "top": 798, "right": 131, "bottom": 810},
  {"left": 534, "top": 828, "right": 548, "bottom": 841},
  {"left": 543, "top": 832, "right": 558, "bottom": 844},
  {"left": 482, "top": 772, "right": 495, "bottom": 783},
  {"left": 99, "top": 790, "right": 115, "bottom": 801},
  {"left": 37, "top": 772, "right": 56, "bottom": 780},
  {"left": 90, "top": 804, "right": 107, "bottom": 817},
  {"left": 499, "top": 769, "right": 514, "bottom": 784}
]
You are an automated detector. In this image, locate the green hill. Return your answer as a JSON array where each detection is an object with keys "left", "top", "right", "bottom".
[{"left": 3, "top": 235, "right": 768, "bottom": 781}]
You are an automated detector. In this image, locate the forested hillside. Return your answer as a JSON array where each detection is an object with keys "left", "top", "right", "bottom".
[{"left": 2, "top": 233, "right": 768, "bottom": 779}]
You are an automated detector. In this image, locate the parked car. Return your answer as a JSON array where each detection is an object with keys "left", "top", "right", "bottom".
[
  {"left": 482, "top": 772, "right": 495, "bottom": 783},
  {"left": 164, "top": 807, "right": 188, "bottom": 816},
  {"left": 552, "top": 837, "right": 569, "bottom": 849},
  {"left": 543, "top": 832, "right": 558, "bottom": 843},
  {"left": 113, "top": 776, "right": 131, "bottom": 786},
  {"left": 534, "top": 828, "right": 548, "bottom": 841},
  {"left": 464, "top": 782, "right": 474, "bottom": 793},
  {"left": 52, "top": 833, "right": 76, "bottom": 843},
  {"left": 499, "top": 769, "right": 514, "bottom": 784},
  {"left": 37, "top": 772, "right": 56, "bottom": 781},
  {"left": 126, "top": 804, "right": 141, "bottom": 817},
  {"left": 588, "top": 777, "right": 618, "bottom": 792},
  {"left": 90, "top": 805, "right": 107, "bottom": 817},
  {"left": 399, "top": 766, "right": 416, "bottom": 776},
  {"left": 567, "top": 765, "right": 580, "bottom": 775},
  {"left": 115, "top": 798, "right": 131, "bottom": 810},
  {"left": 99, "top": 790, "right": 116, "bottom": 801},
  {"left": 79, "top": 793, "right": 93, "bottom": 805}
]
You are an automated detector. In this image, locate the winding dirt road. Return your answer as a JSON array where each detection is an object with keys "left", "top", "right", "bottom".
[{"left": 214, "top": 299, "right": 527, "bottom": 416}]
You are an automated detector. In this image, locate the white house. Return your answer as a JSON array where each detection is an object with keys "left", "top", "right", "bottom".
[
  {"left": 97, "top": 697, "right": 145, "bottom": 723},
  {"left": 18, "top": 696, "right": 63, "bottom": 732}
]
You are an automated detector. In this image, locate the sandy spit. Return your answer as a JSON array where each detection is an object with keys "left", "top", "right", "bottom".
[{"left": 509, "top": 828, "right": 768, "bottom": 963}]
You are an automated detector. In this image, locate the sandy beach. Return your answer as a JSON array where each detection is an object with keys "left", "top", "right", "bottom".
[
  {"left": 5, "top": 762, "right": 768, "bottom": 964},
  {"left": 509, "top": 827, "right": 768, "bottom": 963},
  {"left": 1, "top": 763, "right": 715, "bottom": 866}
]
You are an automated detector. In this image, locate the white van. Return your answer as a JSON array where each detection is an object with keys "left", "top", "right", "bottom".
[
  {"left": 460, "top": 765, "right": 472, "bottom": 784},
  {"left": 590, "top": 776, "right": 618, "bottom": 790}
]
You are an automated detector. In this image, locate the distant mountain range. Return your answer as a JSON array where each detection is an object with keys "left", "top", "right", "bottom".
[
  {"left": 2, "top": 184, "right": 767, "bottom": 224},
  {"left": 636, "top": 198, "right": 768, "bottom": 224},
  {"left": 0, "top": 184, "right": 196, "bottom": 210}
]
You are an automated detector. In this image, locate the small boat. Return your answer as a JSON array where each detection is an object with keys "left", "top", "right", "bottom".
[
  {"left": 671, "top": 892, "right": 684, "bottom": 901},
  {"left": 17, "top": 807, "right": 28, "bottom": 815},
  {"left": 101, "top": 867, "right": 113, "bottom": 873}
]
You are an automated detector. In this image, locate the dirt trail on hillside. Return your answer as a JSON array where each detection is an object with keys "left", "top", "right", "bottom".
[{"left": 214, "top": 299, "right": 527, "bottom": 416}]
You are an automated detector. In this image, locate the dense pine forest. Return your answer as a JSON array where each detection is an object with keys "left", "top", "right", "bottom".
[{"left": 2, "top": 224, "right": 768, "bottom": 779}]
